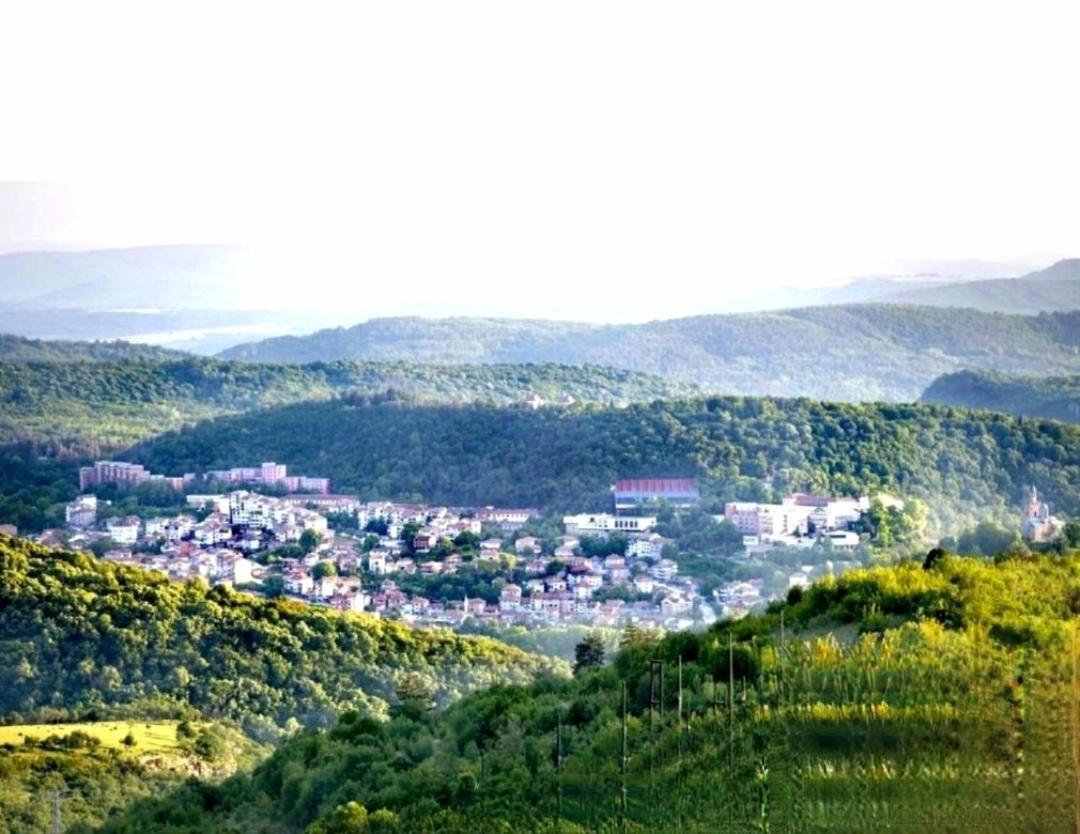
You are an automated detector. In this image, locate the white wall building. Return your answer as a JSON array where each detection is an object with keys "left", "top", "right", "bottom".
[
  {"left": 563, "top": 513, "right": 657, "bottom": 536},
  {"left": 106, "top": 516, "right": 141, "bottom": 545}
]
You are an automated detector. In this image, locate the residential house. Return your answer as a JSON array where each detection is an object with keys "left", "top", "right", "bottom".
[
  {"left": 106, "top": 516, "right": 141, "bottom": 545},
  {"left": 515, "top": 536, "right": 541, "bottom": 555},
  {"left": 65, "top": 495, "right": 98, "bottom": 528}
]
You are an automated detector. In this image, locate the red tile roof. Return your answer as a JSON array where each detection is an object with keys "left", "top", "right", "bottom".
[{"left": 614, "top": 478, "right": 699, "bottom": 494}]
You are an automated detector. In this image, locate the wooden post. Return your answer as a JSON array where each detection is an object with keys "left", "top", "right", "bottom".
[{"left": 621, "top": 681, "right": 629, "bottom": 825}]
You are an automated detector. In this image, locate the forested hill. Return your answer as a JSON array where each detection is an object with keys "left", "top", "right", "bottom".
[
  {"left": 128, "top": 396, "right": 1079, "bottom": 533},
  {"left": 0, "top": 334, "right": 184, "bottom": 362},
  {"left": 0, "top": 537, "right": 549, "bottom": 735},
  {"left": 921, "top": 370, "right": 1080, "bottom": 423},
  {"left": 217, "top": 306, "right": 1080, "bottom": 401},
  {"left": 0, "top": 358, "right": 699, "bottom": 453}
]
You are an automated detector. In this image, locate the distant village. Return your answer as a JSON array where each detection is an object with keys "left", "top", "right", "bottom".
[{"left": 26, "top": 461, "right": 1068, "bottom": 634}]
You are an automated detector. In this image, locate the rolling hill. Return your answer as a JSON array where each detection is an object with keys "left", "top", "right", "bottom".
[
  {"left": 921, "top": 369, "right": 1080, "bottom": 423},
  {"left": 877, "top": 258, "right": 1080, "bottom": 313},
  {"left": 218, "top": 306, "right": 1080, "bottom": 401},
  {"left": 0, "top": 357, "right": 700, "bottom": 453}
]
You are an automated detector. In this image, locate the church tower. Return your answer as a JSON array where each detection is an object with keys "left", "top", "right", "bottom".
[{"left": 1025, "top": 485, "right": 1041, "bottom": 519}]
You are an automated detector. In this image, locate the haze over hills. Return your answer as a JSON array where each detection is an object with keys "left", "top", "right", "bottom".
[
  {"left": 0, "top": 245, "right": 340, "bottom": 353},
  {"left": 218, "top": 306, "right": 1080, "bottom": 402},
  {"left": 0, "top": 246, "right": 1075, "bottom": 353},
  {"left": 921, "top": 369, "right": 1080, "bottom": 423},
  {"left": 876, "top": 258, "right": 1080, "bottom": 313}
]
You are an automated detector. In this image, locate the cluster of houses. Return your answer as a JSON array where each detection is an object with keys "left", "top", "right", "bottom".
[
  {"left": 52, "top": 488, "right": 707, "bottom": 630},
  {"left": 44, "top": 472, "right": 942, "bottom": 631},
  {"left": 327, "top": 499, "right": 700, "bottom": 630}
]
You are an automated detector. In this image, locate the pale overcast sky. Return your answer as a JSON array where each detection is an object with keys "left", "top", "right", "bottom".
[{"left": 1, "top": 1, "right": 1078, "bottom": 320}]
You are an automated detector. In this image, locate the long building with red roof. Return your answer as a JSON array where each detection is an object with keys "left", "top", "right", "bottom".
[{"left": 613, "top": 478, "right": 699, "bottom": 511}]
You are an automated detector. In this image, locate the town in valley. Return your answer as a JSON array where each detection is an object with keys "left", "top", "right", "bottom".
[{"left": 26, "top": 459, "right": 1065, "bottom": 638}]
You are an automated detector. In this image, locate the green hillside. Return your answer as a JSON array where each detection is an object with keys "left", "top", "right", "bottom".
[
  {"left": 0, "top": 538, "right": 550, "bottom": 736},
  {"left": 0, "top": 335, "right": 184, "bottom": 362},
  {"left": 0, "top": 720, "right": 265, "bottom": 834},
  {"left": 216, "top": 306, "right": 1080, "bottom": 401},
  {"left": 921, "top": 369, "right": 1080, "bottom": 423},
  {"left": 127, "top": 396, "right": 1080, "bottom": 534},
  {"left": 96, "top": 549, "right": 1080, "bottom": 833},
  {"left": 0, "top": 358, "right": 699, "bottom": 453}
]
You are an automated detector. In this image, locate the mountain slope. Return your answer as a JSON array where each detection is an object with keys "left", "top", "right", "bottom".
[
  {"left": 0, "top": 358, "right": 700, "bottom": 453},
  {"left": 98, "top": 551, "right": 1080, "bottom": 834},
  {"left": 881, "top": 271, "right": 1079, "bottom": 313},
  {"left": 808, "top": 257, "right": 1080, "bottom": 312},
  {"left": 921, "top": 370, "right": 1080, "bottom": 423},
  {"left": 218, "top": 306, "right": 1080, "bottom": 401},
  {"left": 127, "top": 396, "right": 1080, "bottom": 533}
]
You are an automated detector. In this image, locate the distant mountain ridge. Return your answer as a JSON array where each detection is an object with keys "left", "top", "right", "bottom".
[
  {"left": 808, "top": 258, "right": 1080, "bottom": 313},
  {"left": 0, "top": 334, "right": 185, "bottom": 362},
  {"left": 921, "top": 369, "right": 1080, "bottom": 423},
  {"left": 877, "top": 260, "right": 1080, "bottom": 313},
  {"left": 218, "top": 305, "right": 1080, "bottom": 402},
  {"left": 0, "top": 247, "right": 1076, "bottom": 354},
  {"left": 0, "top": 244, "right": 249, "bottom": 310}
]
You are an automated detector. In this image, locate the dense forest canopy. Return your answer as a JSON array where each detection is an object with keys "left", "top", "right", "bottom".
[
  {"left": 0, "top": 538, "right": 550, "bottom": 737},
  {"left": 127, "top": 396, "right": 1079, "bottom": 534},
  {"left": 922, "top": 369, "right": 1080, "bottom": 423},
  {"left": 0, "top": 358, "right": 699, "bottom": 454},
  {"left": 94, "top": 549, "right": 1080, "bottom": 833},
  {"left": 218, "top": 306, "right": 1080, "bottom": 401}
]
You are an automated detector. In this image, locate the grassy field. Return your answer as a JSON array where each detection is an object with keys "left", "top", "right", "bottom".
[{"left": 0, "top": 720, "right": 186, "bottom": 753}]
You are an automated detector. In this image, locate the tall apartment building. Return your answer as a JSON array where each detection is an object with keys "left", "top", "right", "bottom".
[
  {"left": 79, "top": 461, "right": 151, "bottom": 490},
  {"left": 79, "top": 460, "right": 191, "bottom": 491},
  {"left": 207, "top": 462, "right": 330, "bottom": 495}
]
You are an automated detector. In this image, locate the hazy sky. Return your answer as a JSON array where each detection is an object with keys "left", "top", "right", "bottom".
[{"left": 2, "top": 1, "right": 1078, "bottom": 320}]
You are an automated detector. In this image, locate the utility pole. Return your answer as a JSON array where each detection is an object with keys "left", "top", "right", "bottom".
[
  {"left": 556, "top": 716, "right": 564, "bottom": 821},
  {"left": 728, "top": 631, "right": 735, "bottom": 770},
  {"left": 1073, "top": 628, "right": 1079, "bottom": 834},
  {"left": 649, "top": 660, "right": 664, "bottom": 731},
  {"left": 678, "top": 655, "right": 684, "bottom": 730},
  {"left": 779, "top": 609, "right": 786, "bottom": 704},
  {"left": 621, "top": 681, "right": 629, "bottom": 827}
]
